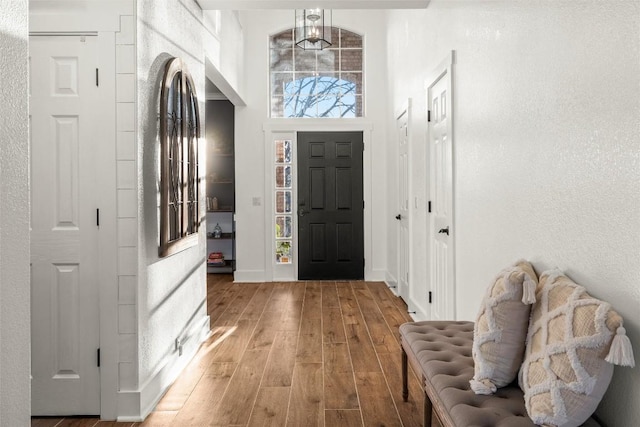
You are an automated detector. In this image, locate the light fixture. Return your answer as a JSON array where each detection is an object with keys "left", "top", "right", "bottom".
[{"left": 295, "top": 9, "right": 332, "bottom": 50}]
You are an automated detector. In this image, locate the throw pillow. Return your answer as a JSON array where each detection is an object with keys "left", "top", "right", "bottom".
[
  {"left": 519, "top": 270, "right": 634, "bottom": 427},
  {"left": 470, "top": 259, "right": 538, "bottom": 395}
]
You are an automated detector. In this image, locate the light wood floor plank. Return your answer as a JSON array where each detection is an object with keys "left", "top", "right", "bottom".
[
  {"left": 209, "top": 350, "right": 270, "bottom": 426},
  {"left": 286, "top": 362, "right": 324, "bottom": 427},
  {"left": 351, "top": 281, "right": 399, "bottom": 354},
  {"left": 296, "top": 315, "right": 322, "bottom": 363},
  {"left": 246, "top": 387, "right": 291, "bottom": 427},
  {"left": 171, "top": 363, "right": 236, "bottom": 427},
  {"left": 355, "top": 372, "right": 403, "bottom": 427},
  {"left": 322, "top": 305, "right": 346, "bottom": 344},
  {"left": 378, "top": 351, "right": 425, "bottom": 427},
  {"left": 261, "top": 330, "right": 298, "bottom": 387},
  {"left": 366, "top": 281, "right": 412, "bottom": 333},
  {"left": 324, "top": 409, "right": 363, "bottom": 427},
  {"left": 323, "top": 342, "right": 359, "bottom": 410},
  {"left": 133, "top": 411, "right": 177, "bottom": 427},
  {"left": 210, "top": 318, "right": 258, "bottom": 364},
  {"left": 321, "top": 282, "right": 340, "bottom": 308}
]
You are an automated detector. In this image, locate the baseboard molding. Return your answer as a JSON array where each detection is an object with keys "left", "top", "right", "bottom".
[
  {"left": 368, "top": 268, "right": 386, "bottom": 282},
  {"left": 384, "top": 271, "right": 399, "bottom": 296},
  {"left": 116, "top": 315, "right": 210, "bottom": 422},
  {"left": 234, "top": 269, "right": 265, "bottom": 282}
]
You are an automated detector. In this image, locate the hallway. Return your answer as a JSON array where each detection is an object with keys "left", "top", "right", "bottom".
[{"left": 33, "top": 275, "right": 424, "bottom": 426}]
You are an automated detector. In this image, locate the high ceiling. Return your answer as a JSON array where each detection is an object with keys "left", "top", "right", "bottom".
[{"left": 197, "top": 0, "right": 429, "bottom": 9}]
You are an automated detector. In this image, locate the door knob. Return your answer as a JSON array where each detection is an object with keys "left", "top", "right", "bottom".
[
  {"left": 395, "top": 214, "right": 402, "bottom": 220},
  {"left": 438, "top": 227, "right": 449, "bottom": 235},
  {"left": 298, "top": 208, "right": 307, "bottom": 217}
]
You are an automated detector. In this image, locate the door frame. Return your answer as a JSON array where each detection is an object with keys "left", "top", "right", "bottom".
[
  {"left": 426, "top": 51, "right": 456, "bottom": 320},
  {"left": 30, "top": 4, "right": 124, "bottom": 419},
  {"left": 395, "top": 100, "right": 412, "bottom": 301},
  {"left": 263, "top": 120, "right": 374, "bottom": 282}
]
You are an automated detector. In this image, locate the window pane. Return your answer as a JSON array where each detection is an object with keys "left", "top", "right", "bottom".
[
  {"left": 271, "top": 96, "right": 284, "bottom": 117},
  {"left": 275, "top": 216, "right": 292, "bottom": 238},
  {"left": 271, "top": 29, "right": 293, "bottom": 49},
  {"left": 276, "top": 190, "right": 292, "bottom": 213},
  {"left": 341, "top": 49, "right": 362, "bottom": 72},
  {"left": 341, "top": 29, "right": 362, "bottom": 48},
  {"left": 275, "top": 165, "right": 292, "bottom": 188},
  {"left": 288, "top": 73, "right": 316, "bottom": 96},
  {"left": 315, "top": 74, "right": 341, "bottom": 95},
  {"left": 276, "top": 241, "right": 292, "bottom": 264},
  {"left": 294, "top": 49, "right": 316, "bottom": 70},
  {"left": 341, "top": 72, "right": 362, "bottom": 95},
  {"left": 317, "top": 49, "right": 338, "bottom": 72},
  {"left": 285, "top": 95, "right": 318, "bottom": 118},
  {"left": 271, "top": 73, "right": 293, "bottom": 96},
  {"left": 270, "top": 49, "right": 293, "bottom": 71},
  {"left": 275, "top": 140, "right": 292, "bottom": 164},
  {"left": 317, "top": 95, "right": 342, "bottom": 118}
]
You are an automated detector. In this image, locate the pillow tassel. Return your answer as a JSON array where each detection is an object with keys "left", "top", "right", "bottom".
[
  {"left": 605, "top": 327, "right": 635, "bottom": 367},
  {"left": 469, "top": 378, "right": 497, "bottom": 395},
  {"left": 522, "top": 277, "right": 536, "bottom": 305}
]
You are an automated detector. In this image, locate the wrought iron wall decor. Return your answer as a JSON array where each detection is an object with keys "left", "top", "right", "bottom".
[{"left": 159, "top": 57, "right": 201, "bottom": 257}]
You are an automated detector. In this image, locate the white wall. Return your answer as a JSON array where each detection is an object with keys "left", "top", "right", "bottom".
[
  {"left": 0, "top": 2, "right": 30, "bottom": 425},
  {"left": 130, "top": 0, "right": 210, "bottom": 419},
  {"left": 235, "top": 9, "right": 389, "bottom": 281},
  {"left": 386, "top": 0, "right": 640, "bottom": 425}
]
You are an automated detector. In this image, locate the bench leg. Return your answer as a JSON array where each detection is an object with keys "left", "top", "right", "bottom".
[
  {"left": 423, "top": 388, "right": 433, "bottom": 427},
  {"left": 401, "top": 348, "right": 408, "bottom": 402}
]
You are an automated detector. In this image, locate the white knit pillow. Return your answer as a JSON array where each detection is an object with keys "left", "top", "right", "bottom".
[
  {"left": 519, "top": 270, "right": 634, "bottom": 427},
  {"left": 470, "top": 260, "right": 538, "bottom": 395}
]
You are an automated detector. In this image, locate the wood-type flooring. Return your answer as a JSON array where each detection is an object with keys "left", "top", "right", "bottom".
[{"left": 32, "top": 274, "right": 424, "bottom": 427}]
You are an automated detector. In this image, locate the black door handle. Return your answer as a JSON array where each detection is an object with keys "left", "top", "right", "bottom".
[
  {"left": 395, "top": 214, "right": 402, "bottom": 220},
  {"left": 438, "top": 227, "right": 449, "bottom": 235}
]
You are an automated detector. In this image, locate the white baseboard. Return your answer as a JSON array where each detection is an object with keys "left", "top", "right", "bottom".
[
  {"left": 384, "top": 271, "right": 399, "bottom": 296},
  {"left": 367, "top": 268, "right": 386, "bottom": 282},
  {"left": 234, "top": 269, "right": 266, "bottom": 282},
  {"left": 116, "top": 315, "right": 210, "bottom": 422}
]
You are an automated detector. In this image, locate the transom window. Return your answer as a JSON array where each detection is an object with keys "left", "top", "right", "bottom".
[{"left": 270, "top": 27, "right": 363, "bottom": 118}]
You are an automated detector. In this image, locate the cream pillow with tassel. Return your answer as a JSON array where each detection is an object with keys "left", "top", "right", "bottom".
[
  {"left": 470, "top": 259, "right": 538, "bottom": 394},
  {"left": 519, "top": 270, "right": 634, "bottom": 427}
]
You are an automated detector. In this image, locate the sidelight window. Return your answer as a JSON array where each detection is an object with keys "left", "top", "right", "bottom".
[{"left": 275, "top": 139, "right": 293, "bottom": 264}]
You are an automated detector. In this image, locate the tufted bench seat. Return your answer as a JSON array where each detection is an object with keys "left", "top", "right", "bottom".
[{"left": 399, "top": 321, "right": 601, "bottom": 427}]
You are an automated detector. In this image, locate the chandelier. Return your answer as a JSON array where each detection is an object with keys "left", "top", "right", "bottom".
[{"left": 295, "top": 9, "right": 332, "bottom": 50}]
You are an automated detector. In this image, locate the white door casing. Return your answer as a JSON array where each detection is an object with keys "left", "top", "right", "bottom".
[
  {"left": 427, "top": 53, "right": 455, "bottom": 321},
  {"left": 396, "top": 104, "right": 411, "bottom": 302},
  {"left": 30, "top": 35, "right": 101, "bottom": 416}
]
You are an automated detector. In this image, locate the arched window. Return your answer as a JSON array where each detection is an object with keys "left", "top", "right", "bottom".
[{"left": 270, "top": 27, "right": 363, "bottom": 118}]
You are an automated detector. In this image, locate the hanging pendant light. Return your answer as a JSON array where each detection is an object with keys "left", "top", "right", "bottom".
[{"left": 295, "top": 9, "right": 332, "bottom": 50}]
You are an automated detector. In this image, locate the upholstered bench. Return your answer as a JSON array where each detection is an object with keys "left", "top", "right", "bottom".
[{"left": 400, "top": 321, "right": 601, "bottom": 427}]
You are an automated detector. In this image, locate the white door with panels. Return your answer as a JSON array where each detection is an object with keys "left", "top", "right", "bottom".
[
  {"left": 30, "top": 35, "right": 101, "bottom": 415},
  {"left": 428, "top": 55, "right": 455, "bottom": 321},
  {"left": 396, "top": 106, "right": 411, "bottom": 302}
]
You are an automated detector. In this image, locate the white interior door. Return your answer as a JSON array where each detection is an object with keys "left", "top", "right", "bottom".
[
  {"left": 30, "top": 35, "right": 101, "bottom": 416},
  {"left": 428, "top": 56, "right": 455, "bottom": 321},
  {"left": 396, "top": 108, "right": 410, "bottom": 301}
]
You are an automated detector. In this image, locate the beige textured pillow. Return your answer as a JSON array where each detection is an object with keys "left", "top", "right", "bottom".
[
  {"left": 519, "top": 270, "right": 634, "bottom": 427},
  {"left": 470, "top": 260, "right": 538, "bottom": 395}
]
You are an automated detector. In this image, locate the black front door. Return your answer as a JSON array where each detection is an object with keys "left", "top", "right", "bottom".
[{"left": 297, "top": 131, "right": 364, "bottom": 280}]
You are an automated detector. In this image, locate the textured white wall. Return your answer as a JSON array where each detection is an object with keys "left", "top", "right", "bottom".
[
  {"left": 235, "top": 9, "right": 389, "bottom": 280},
  {"left": 386, "top": 0, "right": 640, "bottom": 424},
  {"left": 0, "top": 0, "right": 30, "bottom": 425},
  {"left": 136, "top": 0, "right": 208, "bottom": 402}
]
